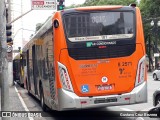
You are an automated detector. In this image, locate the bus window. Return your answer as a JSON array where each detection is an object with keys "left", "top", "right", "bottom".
[{"left": 64, "top": 12, "right": 134, "bottom": 41}]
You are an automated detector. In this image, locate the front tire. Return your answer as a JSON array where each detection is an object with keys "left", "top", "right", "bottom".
[
  {"left": 153, "top": 74, "right": 158, "bottom": 80},
  {"left": 40, "top": 86, "right": 47, "bottom": 111}
]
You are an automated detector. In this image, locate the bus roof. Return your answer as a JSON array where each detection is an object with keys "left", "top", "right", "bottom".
[{"left": 75, "top": 5, "right": 123, "bottom": 11}]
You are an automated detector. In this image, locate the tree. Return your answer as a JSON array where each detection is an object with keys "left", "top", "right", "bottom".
[
  {"left": 84, "top": 0, "right": 137, "bottom": 6},
  {"left": 67, "top": 0, "right": 137, "bottom": 9},
  {"left": 139, "top": 0, "right": 160, "bottom": 38},
  {"left": 83, "top": 0, "right": 98, "bottom": 6},
  {"left": 140, "top": 0, "right": 160, "bottom": 18},
  {"left": 139, "top": 0, "right": 160, "bottom": 70}
]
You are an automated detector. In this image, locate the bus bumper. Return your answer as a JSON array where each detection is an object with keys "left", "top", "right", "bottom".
[{"left": 58, "top": 81, "right": 147, "bottom": 110}]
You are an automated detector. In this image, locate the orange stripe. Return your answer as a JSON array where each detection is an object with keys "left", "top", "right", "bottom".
[{"left": 75, "top": 6, "right": 123, "bottom": 11}]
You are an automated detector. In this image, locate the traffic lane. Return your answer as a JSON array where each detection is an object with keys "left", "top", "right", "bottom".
[
  {"left": 0, "top": 86, "right": 29, "bottom": 120},
  {"left": 16, "top": 85, "right": 134, "bottom": 120},
  {"left": 15, "top": 84, "right": 53, "bottom": 120}
]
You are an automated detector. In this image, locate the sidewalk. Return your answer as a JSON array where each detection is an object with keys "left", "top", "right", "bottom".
[{"left": 0, "top": 84, "right": 29, "bottom": 120}]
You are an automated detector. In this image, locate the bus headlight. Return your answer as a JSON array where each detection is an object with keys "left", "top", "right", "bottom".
[
  {"left": 58, "top": 62, "right": 74, "bottom": 92},
  {"left": 135, "top": 56, "right": 146, "bottom": 87}
]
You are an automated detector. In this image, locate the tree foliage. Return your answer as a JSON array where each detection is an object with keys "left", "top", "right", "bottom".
[
  {"left": 84, "top": 0, "right": 137, "bottom": 6},
  {"left": 66, "top": 0, "right": 137, "bottom": 9},
  {"left": 140, "top": 0, "right": 160, "bottom": 19},
  {"left": 139, "top": 0, "right": 160, "bottom": 46},
  {"left": 139, "top": 0, "right": 160, "bottom": 67}
]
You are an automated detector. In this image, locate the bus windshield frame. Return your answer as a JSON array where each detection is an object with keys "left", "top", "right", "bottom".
[{"left": 63, "top": 10, "right": 136, "bottom": 42}]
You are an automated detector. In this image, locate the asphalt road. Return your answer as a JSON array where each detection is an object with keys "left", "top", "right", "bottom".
[{"left": 15, "top": 73, "right": 160, "bottom": 120}]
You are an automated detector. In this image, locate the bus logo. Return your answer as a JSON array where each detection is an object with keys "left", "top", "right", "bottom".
[
  {"left": 81, "top": 85, "right": 89, "bottom": 93},
  {"left": 86, "top": 42, "right": 93, "bottom": 47},
  {"left": 102, "top": 76, "right": 108, "bottom": 83}
]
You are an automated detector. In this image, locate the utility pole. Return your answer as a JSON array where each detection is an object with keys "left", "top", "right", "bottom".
[
  {"left": 21, "top": 0, "right": 24, "bottom": 48},
  {"left": 151, "top": 19, "right": 160, "bottom": 69},
  {"left": 0, "top": 0, "right": 10, "bottom": 120},
  {"left": 8, "top": 9, "right": 32, "bottom": 25},
  {"left": 154, "top": 19, "right": 160, "bottom": 70},
  {"left": 7, "top": 0, "right": 14, "bottom": 86},
  {"left": 148, "top": 35, "right": 152, "bottom": 72},
  {"left": 155, "top": 19, "right": 158, "bottom": 69}
]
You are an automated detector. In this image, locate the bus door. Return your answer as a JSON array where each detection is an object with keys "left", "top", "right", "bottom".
[
  {"left": 27, "top": 50, "right": 31, "bottom": 91},
  {"left": 13, "top": 60, "right": 20, "bottom": 81},
  {"left": 32, "top": 45, "right": 38, "bottom": 95}
]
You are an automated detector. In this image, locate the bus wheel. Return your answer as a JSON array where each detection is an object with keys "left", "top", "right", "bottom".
[{"left": 40, "top": 86, "right": 47, "bottom": 111}]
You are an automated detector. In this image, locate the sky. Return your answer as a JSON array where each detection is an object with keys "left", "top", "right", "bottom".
[
  {"left": 12, "top": 0, "right": 140, "bottom": 50},
  {"left": 12, "top": 0, "right": 86, "bottom": 50}
]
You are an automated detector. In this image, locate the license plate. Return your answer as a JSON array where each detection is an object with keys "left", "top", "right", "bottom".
[{"left": 96, "top": 84, "right": 113, "bottom": 91}]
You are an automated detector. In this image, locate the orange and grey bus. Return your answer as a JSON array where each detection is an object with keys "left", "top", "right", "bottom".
[
  {"left": 21, "top": 5, "right": 147, "bottom": 111},
  {"left": 13, "top": 53, "right": 25, "bottom": 87}
]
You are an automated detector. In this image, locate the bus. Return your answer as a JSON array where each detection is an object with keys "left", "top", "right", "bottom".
[
  {"left": 13, "top": 53, "right": 25, "bottom": 87},
  {"left": 21, "top": 4, "right": 147, "bottom": 111},
  {"left": 13, "top": 54, "right": 20, "bottom": 82}
]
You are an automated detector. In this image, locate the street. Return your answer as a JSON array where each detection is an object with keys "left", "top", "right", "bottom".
[{"left": 14, "top": 73, "right": 160, "bottom": 120}]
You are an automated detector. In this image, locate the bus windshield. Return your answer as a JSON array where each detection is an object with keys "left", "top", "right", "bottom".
[{"left": 64, "top": 11, "right": 134, "bottom": 42}]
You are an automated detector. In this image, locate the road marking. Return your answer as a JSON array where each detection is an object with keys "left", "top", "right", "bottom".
[
  {"left": 120, "top": 108, "right": 134, "bottom": 111},
  {"left": 107, "top": 106, "right": 134, "bottom": 111},
  {"left": 135, "top": 117, "right": 144, "bottom": 120},
  {"left": 15, "top": 87, "right": 34, "bottom": 120},
  {"left": 140, "top": 107, "right": 155, "bottom": 111}
]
